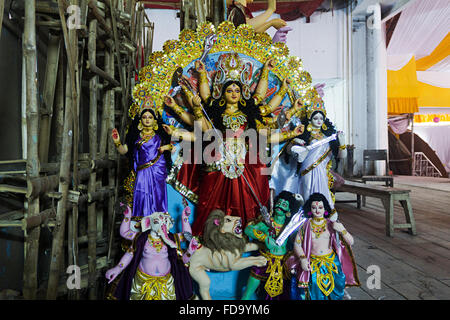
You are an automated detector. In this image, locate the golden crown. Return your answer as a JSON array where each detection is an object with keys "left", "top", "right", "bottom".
[
  {"left": 306, "top": 94, "right": 326, "bottom": 119},
  {"left": 212, "top": 52, "right": 253, "bottom": 99}
]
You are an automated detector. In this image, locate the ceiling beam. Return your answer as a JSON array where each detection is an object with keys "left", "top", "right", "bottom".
[{"left": 352, "top": 0, "right": 417, "bottom": 21}]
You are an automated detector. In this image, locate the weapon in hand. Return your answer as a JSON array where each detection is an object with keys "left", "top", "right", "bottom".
[
  {"left": 200, "top": 34, "right": 217, "bottom": 62},
  {"left": 275, "top": 208, "right": 307, "bottom": 246}
]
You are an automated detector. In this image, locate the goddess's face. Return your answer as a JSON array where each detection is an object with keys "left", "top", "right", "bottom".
[
  {"left": 224, "top": 83, "right": 241, "bottom": 105},
  {"left": 311, "top": 201, "right": 325, "bottom": 219},
  {"left": 141, "top": 111, "right": 156, "bottom": 128},
  {"left": 310, "top": 112, "right": 324, "bottom": 129}
]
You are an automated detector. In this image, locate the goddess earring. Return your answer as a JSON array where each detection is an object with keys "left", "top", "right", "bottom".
[
  {"left": 138, "top": 121, "right": 143, "bottom": 131},
  {"left": 239, "top": 97, "right": 246, "bottom": 107},
  {"left": 307, "top": 123, "right": 313, "bottom": 132},
  {"left": 219, "top": 98, "right": 226, "bottom": 107},
  {"left": 322, "top": 123, "right": 328, "bottom": 131},
  {"left": 154, "top": 123, "right": 159, "bottom": 131}
]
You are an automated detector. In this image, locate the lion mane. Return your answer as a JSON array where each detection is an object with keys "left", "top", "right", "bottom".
[{"left": 201, "top": 209, "right": 247, "bottom": 254}]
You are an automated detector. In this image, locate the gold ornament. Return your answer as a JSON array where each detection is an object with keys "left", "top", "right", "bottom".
[
  {"left": 311, "top": 218, "right": 327, "bottom": 238},
  {"left": 222, "top": 111, "right": 246, "bottom": 131},
  {"left": 148, "top": 234, "right": 164, "bottom": 253}
]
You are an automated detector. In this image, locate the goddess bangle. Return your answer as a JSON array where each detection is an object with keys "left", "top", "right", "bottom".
[
  {"left": 253, "top": 93, "right": 263, "bottom": 105},
  {"left": 173, "top": 105, "right": 185, "bottom": 116},
  {"left": 198, "top": 71, "right": 208, "bottom": 84},
  {"left": 282, "top": 130, "right": 296, "bottom": 140},
  {"left": 339, "top": 145, "right": 346, "bottom": 150},
  {"left": 260, "top": 68, "right": 269, "bottom": 82},
  {"left": 299, "top": 254, "right": 307, "bottom": 259},
  {"left": 193, "top": 107, "right": 203, "bottom": 119},
  {"left": 341, "top": 229, "right": 348, "bottom": 236},
  {"left": 114, "top": 140, "right": 122, "bottom": 148},
  {"left": 275, "top": 86, "right": 288, "bottom": 99},
  {"left": 260, "top": 105, "right": 270, "bottom": 116},
  {"left": 182, "top": 86, "right": 194, "bottom": 101}
]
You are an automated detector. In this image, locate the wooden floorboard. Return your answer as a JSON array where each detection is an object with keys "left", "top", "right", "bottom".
[{"left": 335, "top": 180, "right": 450, "bottom": 300}]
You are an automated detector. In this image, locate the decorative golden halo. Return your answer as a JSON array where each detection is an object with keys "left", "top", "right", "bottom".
[
  {"left": 130, "top": 21, "right": 315, "bottom": 119},
  {"left": 179, "top": 29, "right": 197, "bottom": 43}
]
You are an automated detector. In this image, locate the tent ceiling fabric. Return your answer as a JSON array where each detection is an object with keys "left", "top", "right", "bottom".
[
  {"left": 386, "top": 0, "right": 450, "bottom": 112},
  {"left": 387, "top": 0, "right": 450, "bottom": 60}
]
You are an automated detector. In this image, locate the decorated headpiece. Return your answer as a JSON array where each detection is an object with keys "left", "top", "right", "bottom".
[
  {"left": 212, "top": 52, "right": 253, "bottom": 100},
  {"left": 306, "top": 94, "right": 326, "bottom": 120}
]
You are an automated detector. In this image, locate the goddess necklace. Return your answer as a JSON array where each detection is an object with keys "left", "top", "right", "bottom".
[
  {"left": 222, "top": 110, "right": 246, "bottom": 132},
  {"left": 140, "top": 129, "right": 155, "bottom": 141},
  {"left": 148, "top": 234, "right": 163, "bottom": 252},
  {"left": 310, "top": 217, "right": 327, "bottom": 238},
  {"left": 310, "top": 128, "right": 324, "bottom": 141}
]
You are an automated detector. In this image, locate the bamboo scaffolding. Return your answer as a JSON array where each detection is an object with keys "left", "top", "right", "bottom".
[
  {"left": 3, "top": 0, "right": 149, "bottom": 300},
  {"left": 87, "top": 16, "right": 98, "bottom": 300},
  {"left": 46, "top": 27, "right": 76, "bottom": 298},
  {"left": 105, "top": 15, "right": 117, "bottom": 265},
  {"left": 22, "top": 0, "right": 40, "bottom": 300}
]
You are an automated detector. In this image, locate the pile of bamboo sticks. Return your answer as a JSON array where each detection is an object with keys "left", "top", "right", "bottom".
[{"left": 0, "top": 0, "right": 153, "bottom": 300}]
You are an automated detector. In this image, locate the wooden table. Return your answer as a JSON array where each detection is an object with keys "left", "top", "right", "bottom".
[{"left": 334, "top": 180, "right": 417, "bottom": 237}]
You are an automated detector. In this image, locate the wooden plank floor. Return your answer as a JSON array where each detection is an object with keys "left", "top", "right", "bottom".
[{"left": 335, "top": 176, "right": 450, "bottom": 300}]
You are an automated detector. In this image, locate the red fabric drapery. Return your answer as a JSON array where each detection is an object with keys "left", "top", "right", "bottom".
[
  {"left": 142, "top": 1, "right": 326, "bottom": 20},
  {"left": 249, "top": 0, "right": 326, "bottom": 21}
]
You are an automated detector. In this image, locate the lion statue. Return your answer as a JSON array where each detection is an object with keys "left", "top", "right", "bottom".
[{"left": 188, "top": 209, "right": 267, "bottom": 300}]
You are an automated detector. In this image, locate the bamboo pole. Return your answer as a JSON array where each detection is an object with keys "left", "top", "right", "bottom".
[
  {"left": 22, "top": 0, "right": 40, "bottom": 300},
  {"left": 107, "top": 0, "right": 128, "bottom": 117},
  {"left": 106, "top": 18, "right": 117, "bottom": 263},
  {"left": 87, "top": 17, "right": 98, "bottom": 300},
  {"left": 47, "top": 63, "right": 74, "bottom": 300},
  {"left": 54, "top": 49, "right": 65, "bottom": 161},
  {"left": 26, "top": 167, "right": 91, "bottom": 199},
  {"left": 0, "top": 0, "right": 5, "bottom": 40},
  {"left": 21, "top": 208, "right": 56, "bottom": 230},
  {"left": 46, "top": 1, "right": 80, "bottom": 294},
  {"left": 0, "top": 184, "right": 27, "bottom": 194},
  {"left": 68, "top": 0, "right": 85, "bottom": 300},
  {"left": 99, "top": 15, "right": 115, "bottom": 157}
]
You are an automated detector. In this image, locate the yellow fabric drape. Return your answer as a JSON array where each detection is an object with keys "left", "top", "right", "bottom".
[
  {"left": 416, "top": 33, "right": 450, "bottom": 71},
  {"left": 388, "top": 57, "right": 419, "bottom": 114},
  {"left": 418, "top": 81, "right": 450, "bottom": 108}
]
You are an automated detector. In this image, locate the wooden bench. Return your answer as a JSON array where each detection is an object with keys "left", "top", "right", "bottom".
[{"left": 334, "top": 180, "right": 417, "bottom": 237}]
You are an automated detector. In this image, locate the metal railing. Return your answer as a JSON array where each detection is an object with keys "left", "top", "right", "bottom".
[{"left": 414, "top": 152, "right": 444, "bottom": 177}]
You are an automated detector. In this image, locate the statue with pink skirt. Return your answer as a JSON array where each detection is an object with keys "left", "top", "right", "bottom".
[{"left": 286, "top": 193, "right": 360, "bottom": 300}]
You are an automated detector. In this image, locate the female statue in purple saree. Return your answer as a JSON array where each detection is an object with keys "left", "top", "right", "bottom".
[{"left": 112, "top": 107, "right": 174, "bottom": 218}]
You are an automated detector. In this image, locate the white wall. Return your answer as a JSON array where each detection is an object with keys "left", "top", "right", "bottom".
[{"left": 145, "top": 9, "right": 181, "bottom": 52}]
